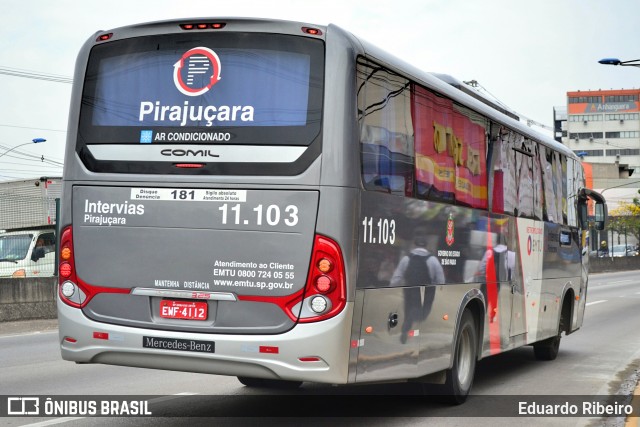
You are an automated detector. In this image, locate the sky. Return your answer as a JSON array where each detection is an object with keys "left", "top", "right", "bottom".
[{"left": 1, "top": 0, "right": 639, "bottom": 181}]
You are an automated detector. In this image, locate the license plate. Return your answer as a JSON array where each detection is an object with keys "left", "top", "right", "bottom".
[{"left": 160, "top": 300, "right": 208, "bottom": 320}]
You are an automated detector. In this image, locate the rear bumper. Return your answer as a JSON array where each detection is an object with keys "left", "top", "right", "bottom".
[{"left": 58, "top": 294, "right": 353, "bottom": 384}]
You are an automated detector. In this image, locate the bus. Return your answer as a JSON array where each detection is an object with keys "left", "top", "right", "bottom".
[{"left": 57, "top": 17, "right": 607, "bottom": 403}]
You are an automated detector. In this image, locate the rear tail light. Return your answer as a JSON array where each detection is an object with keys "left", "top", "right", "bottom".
[
  {"left": 96, "top": 33, "right": 113, "bottom": 42},
  {"left": 58, "top": 226, "right": 82, "bottom": 307},
  {"left": 180, "top": 23, "right": 226, "bottom": 30},
  {"left": 58, "top": 226, "right": 129, "bottom": 308},
  {"left": 236, "top": 234, "right": 346, "bottom": 323},
  {"left": 302, "top": 27, "right": 323, "bottom": 36},
  {"left": 315, "top": 275, "right": 332, "bottom": 293},
  {"left": 297, "top": 235, "right": 346, "bottom": 323}
]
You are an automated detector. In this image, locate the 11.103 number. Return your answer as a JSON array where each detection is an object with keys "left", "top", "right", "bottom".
[
  {"left": 218, "top": 203, "right": 299, "bottom": 227},
  {"left": 362, "top": 217, "right": 396, "bottom": 245}
]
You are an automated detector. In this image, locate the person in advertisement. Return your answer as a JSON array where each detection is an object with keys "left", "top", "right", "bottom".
[{"left": 390, "top": 227, "right": 445, "bottom": 343}]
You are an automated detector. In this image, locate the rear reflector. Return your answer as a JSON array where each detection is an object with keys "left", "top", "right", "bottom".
[{"left": 93, "top": 332, "right": 109, "bottom": 340}]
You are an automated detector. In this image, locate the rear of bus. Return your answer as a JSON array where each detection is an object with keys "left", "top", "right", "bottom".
[{"left": 58, "top": 19, "right": 359, "bottom": 384}]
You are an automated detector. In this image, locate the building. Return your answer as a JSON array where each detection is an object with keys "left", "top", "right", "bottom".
[
  {"left": 561, "top": 89, "right": 640, "bottom": 250},
  {"left": 563, "top": 88, "right": 640, "bottom": 172},
  {"left": 553, "top": 106, "right": 567, "bottom": 144}
]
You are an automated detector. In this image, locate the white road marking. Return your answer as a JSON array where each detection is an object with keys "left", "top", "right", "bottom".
[
  {"left": 609, "top": 280, "right": 634, "bottom": 285},
  {"left": 586, "top": 300, "right": 607, "bottom": 306},
  {"left": 20, "top": 417, "right": 84, "bottom": 427},
  {"left": 0, "top": 330, "right": 58, "bottom": 340}
]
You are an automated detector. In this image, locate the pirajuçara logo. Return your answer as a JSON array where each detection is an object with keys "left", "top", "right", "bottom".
[
  {"left": 173, "top": 47, "right": 222, "bottom": 97},
  {"left": 138, "top": 47, "right": 254, "bottom": 128}
]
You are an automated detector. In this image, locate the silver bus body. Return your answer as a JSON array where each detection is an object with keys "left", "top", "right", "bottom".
[{"left": 58, "top": 18, "right": 605, "bottom": 395}]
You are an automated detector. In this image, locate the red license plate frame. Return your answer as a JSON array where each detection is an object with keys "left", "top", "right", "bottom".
[{"left": 159, "top": 300, "right": 208, "bottom": 321}]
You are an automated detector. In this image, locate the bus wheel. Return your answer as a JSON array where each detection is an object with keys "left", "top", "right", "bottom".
[
  {"left": 441, "top": 309, "right": 477, "bottom": 404},
  {"left": 533, "top": 315, "right": 564, "bottom": 361},
  {"left": 237, "top": 376, "right": 303, "bottom": 389}
]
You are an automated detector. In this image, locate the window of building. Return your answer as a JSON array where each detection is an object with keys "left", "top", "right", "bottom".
[
  {"left": 606, "top": 113, "right": 639, "bottom": 121},
  {"left": 569, "top": 114, "right": 602, "bottom": 122},
  {"left": 573, "top": 149, "right": 604, "bottom": 157},
  {"left": 569, "top": 132, "right": 604, "bottom": 140},
  {"left": 568, "top": 96, "right": 602, "bottom": 104},
  {"left": 604, "top": 94, "right": 639, "bottom": 103},
  {"left": 605, "top": 131, "right": 640, "bottom": 138},
  {"left": 605, "top": 149, "right": 640, "bottom": 156}
]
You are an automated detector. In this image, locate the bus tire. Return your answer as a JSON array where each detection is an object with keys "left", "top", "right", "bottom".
[
  {"left": 441, "top": 309, "right": 477, "bottom": 404},
  {"left": 533, "top": 314, "right": 564, "bottom": 361},
  {"left": 237, "top": 376, "right": 303, "bottom": 389}
]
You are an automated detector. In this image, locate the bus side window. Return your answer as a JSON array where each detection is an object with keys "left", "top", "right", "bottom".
[
  {"left": 412, "top": 86, "right": 489, "bottom": 209},
  {"left": 491, "top": 128, "right": 517, "bottom": 215},
  {"left": 360, "top": 125, "right": 414, "bottom": 195},
  {"left": 514, "top": 137, "right": 534, "bottom": 218},
  {"left": 567, "top": 158, "right": 582, "bottom": 227},
  {"left": 559, "top": 154, "right": 568, "bottom": 225},
  {"left": 358, "top": 60, "right": 414, "bottom": 196},
  {"left": 540, "top": 146, "right": 561, "bottom": 223},
  {"left": 413, "top": 85, "right": 455, "bottom": 204},
  {"left": 532, "top": 142, "right": 544, "bottom": 221}
]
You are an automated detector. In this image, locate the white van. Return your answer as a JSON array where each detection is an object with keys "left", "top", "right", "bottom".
[{"left": 0, "top": 229, "right": 56, "bottom": 278}]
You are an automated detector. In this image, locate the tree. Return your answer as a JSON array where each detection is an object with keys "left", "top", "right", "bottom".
[{"left": 607, "top": 201, "right": 640, "bottom": 243}]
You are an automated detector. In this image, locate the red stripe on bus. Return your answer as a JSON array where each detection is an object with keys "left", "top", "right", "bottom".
[{"left": 485, "top": 221, "right": 501, "bottom": 354}]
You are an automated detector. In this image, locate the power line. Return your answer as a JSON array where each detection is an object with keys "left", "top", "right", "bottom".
[
  {"left": 0, "top": 156, "right": 63, "bottom": 167},
  {"left": 0, "top": 66, "right": 72, "bottom": 84},
  {"left": 1, "top": 168, "right": 63, "bottom": 173},
  {"left": 0, "top": 156, "right": 64, "bottom": 167},
  {"left": 0, "top": 172, "right": 59, "bottom": 180},
  {"left": 0, "top": 123, "right": 67, "bottom": 133},
  {"left": 0, "top": 144, "right": 64, "bottom": 166},
  {"left": 464, "top": 80, "right": 554, "bottom": 131}
]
